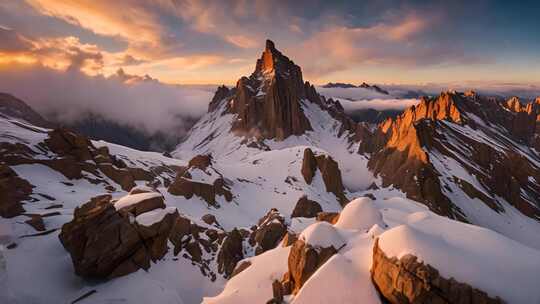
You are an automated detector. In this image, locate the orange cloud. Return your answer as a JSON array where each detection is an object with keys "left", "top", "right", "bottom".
[
  {"left": 225, "top": 35, "right": 259, "bottom": 49},
  {"left": 25, "top": 0, "right": 163, "bottom": 52}
]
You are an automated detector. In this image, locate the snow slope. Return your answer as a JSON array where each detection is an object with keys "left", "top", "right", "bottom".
[{"left": 208, "top": 196, "right": 540, "bottom": 304}]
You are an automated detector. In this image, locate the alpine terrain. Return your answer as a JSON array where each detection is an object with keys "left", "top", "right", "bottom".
[{"left": 1, "top": 40, "right": 540, "bottom": 304}]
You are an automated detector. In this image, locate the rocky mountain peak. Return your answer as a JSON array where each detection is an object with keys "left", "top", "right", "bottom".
[
  {"left": 207, "top": 40, "right": 316, "bottom": 140},
  {"left": 253, "top": 39, "right": 304, "bottom": 87}
]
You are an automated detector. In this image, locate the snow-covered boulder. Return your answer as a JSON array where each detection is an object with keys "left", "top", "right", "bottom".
[
  {"left": 59, "top": 193, "right": 178, "bottom": 278},
  {"left": 278, "top": 222, "right": 347, "bottom": 296},
  {"left": 375, "top": 222, "right": 540, "bottom": 303},
  {"left": 299, "top": 222, "right": 345, "bottom": 249},
  {"left": 114, "top": 192, "right": 165, "bottom": 216},
  {"left": 335, "top": 197, "right": 386, "bottom": 231}
]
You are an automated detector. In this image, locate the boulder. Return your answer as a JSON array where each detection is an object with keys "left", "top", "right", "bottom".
[
  {"left": 230, "top": 260, "right": 252, "bottom": 278},
  {"left": 168, "top": 157, "right": 233, "bottom": 207},
  {"left": 371, "top": 239, "right": 503, "bottom": 304},
  {"left": 59, "top": 194, "right": 177, "bottom": 278},
  {"left": 0, "top": 165, "right": 33, "bottom": 218},
  {"left": 281, "top": 239, "right": 338, "bottom": 295},
  {"left": 316, "top": 212, "right": 340, "bottom": 224},
  {"left": 291, "top": 196, "right": 322, "bottom": 218},
  {"left": 217, "top": 228, "right": 244, "bottom": 278},
  {"left": 114, "top": 193, "right": 165, "bottom": 216},
  {"left": 188, "top": 154, "right": 212, "bottom": 170},
  {"left": 301, "top": 148, "right": 317, "bottom": 184},
  {"left": 250, "top": 209, "right": 287, "bottom": 255},
  {"left": 201, "top": 214, "right": 219, "bottom": 226}
]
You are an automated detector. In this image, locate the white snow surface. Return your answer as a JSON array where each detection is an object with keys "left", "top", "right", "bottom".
[
  {"left": 299, "top": 222, "right": 345, "bottom": 249},
  {"left": 114, "top": 192, "right": 163, "bottom": 210},
  {"left": 202, "top": 246, "right": 290, "bottom": 304},
  {"left": 136, "top": 207, "right": 177, "bottom": 226},
  {"left": 335, "top": 197, "right": 386, "bottom": 231},
  {"left": 209, "top": 195, "right": 540, "bottom": 304}
]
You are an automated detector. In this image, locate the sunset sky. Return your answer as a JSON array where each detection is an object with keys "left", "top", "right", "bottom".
[{"left": 1, "top": 0, "right": 539, "bottom": 85}]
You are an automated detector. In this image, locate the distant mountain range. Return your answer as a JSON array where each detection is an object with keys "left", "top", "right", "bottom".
[{"left": 322, "top": 81, "right": 390, "bottom": 95}]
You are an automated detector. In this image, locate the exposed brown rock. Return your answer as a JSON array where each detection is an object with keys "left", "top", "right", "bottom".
[
  {"left": 217, "top": 228, "right": 244, "bottom": 278},
  {"left": 282, "top": 239, "right": 338, "bottom": 295},
  {"left": 201, "top": 214, "right": 218, "bottom": 226},
  {"left": 25, "top": 215, "right": 45, "bottom": 231},
  {"left": 301, "top": 148, "right": 317, "bottom": 184},
  {"left": 291, "top": 195, "right": 322, "bottom": 218},
  {"left": 59, "top": 194, "right": 177, "bottom": 278},
  {"left": 45, "top": 128, "right": 94, "bottom": 161},
  {"left": 0, "top": 164, "right": 33, "bottom": 218},
  {"left": 168, "top": 155, "right": 233, "bottom": 207},
  {"left": 371, "top": 239, "right": 503, "bottom": 304},
  {"left": 316, "top": 212, "right": 340, "bottom": 224},
  {"left": 230, "top": 260, "right": 252, "bottom": 278},
  {"left": 250, "top": 209, "right": 287, "bottom": 255},
  {"left": 228, "top": 40, "right": 313, "bottom": 140},
  {"left": 301, "top": 148, "right": 348, "bottom": 206},
  {"left": 188, "top": 154, "right": 213, "bottom": 170},
  {"left": 268, "top": 279, "right": 284, "bottom": 304},
  {"left": 281, "top": 231, "right": 298, "bottom": 247},
  {"left": 115, "top": 194, "right": 165, "bottom": 216},
  {"left": 0, "top": 127, "right": 158, "bottom": 192},
  {"left": 208, "top": 85, "right": 232, "bottom": 112}
]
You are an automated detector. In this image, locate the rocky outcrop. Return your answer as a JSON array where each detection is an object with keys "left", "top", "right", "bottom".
[
  {"left": 371, "top": 239, "right": 503, "bottom": 304},
  {"left": 168, "top": 154, "right": 232, "bottom": 207},
  {"left": 249, "top": 209, "right": 287, "bottom": 255},
  {"left": 280, "top": 239, "right": 338, "bottom": 295},
  {"left": 0, "top": 127, "right": 162, "bottom": 192},
  {"left": 208, "top": 85, "right": 233, "bottom": 112},
  {"left": 291, "top": 196, "right": 322, "bottom": 218},
  {"left": 59, "top": 194, "right": 177, "bottom": 278},
  {"left": 0, "top": 165, "right": 33, "bottom": 218},
  {"left": 217, "top": 228, "right": 244, "bottom": 278},
  {"left": 316, "top": 211, "right": 340, "bottom": 224},
  {"left": 301, "top": 148, "right": 348, "bottom": 206}
]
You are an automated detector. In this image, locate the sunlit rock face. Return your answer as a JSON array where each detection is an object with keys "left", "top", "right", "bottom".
[
  {"left": 362, "top": 91, "right": 540, "bottom": 221},
  {"left": 228, "top": 39, "right": 313, "bottom": 140}
]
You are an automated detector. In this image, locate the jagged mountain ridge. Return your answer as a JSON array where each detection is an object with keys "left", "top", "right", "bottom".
[
  {"left": 1, "top": 39, "right": 540, "bottom": 304},
  {"left": 359, "top": 91, "right": 540, "bottom": 244},
  {"left": 322, "top": 82, "right": 390, "bottom": 95}
]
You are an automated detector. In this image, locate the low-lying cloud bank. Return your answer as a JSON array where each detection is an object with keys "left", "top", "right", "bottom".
[
  {"left": 317, "top": 86, "right": 420, "bottom": 113},
  {"left": 0, "top": 64, "right": 214, "bottom": 135},
  {"left": 338, "top": 98, "right": 420, "bottom": 112}
]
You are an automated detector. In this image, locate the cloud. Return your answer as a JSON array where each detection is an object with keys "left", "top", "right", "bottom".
[
  {"left": 317, "top": 85, "right": 420, "bottom": 111},
  {"left": 225, "top": 35, "right": 259, "bottom": 49},
  {"left": 25, "top": 0, "right": 163, "bottom": 54},
  {"left": 0, "top": 27, "right": 32, "bottom": 52},
  {"left": 339, "top": 98, "right": 420, "bottom": 112},
  {"left": 0, "top": 63, "right": 214, "bottom": 136},
  {"left": 317, "top": 86, "right": 392, "bottom": 100}
]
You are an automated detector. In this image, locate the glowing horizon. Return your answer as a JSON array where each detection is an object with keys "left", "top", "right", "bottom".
[{"left": 1, "top": 1, "right": 539, "bottom": 87}]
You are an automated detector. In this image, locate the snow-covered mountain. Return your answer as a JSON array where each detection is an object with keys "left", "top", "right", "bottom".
[{"left": 1, "top": 40, "right": 540, "bottom": 304}]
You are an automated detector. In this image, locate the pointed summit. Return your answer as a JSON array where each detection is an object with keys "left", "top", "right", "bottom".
[
  {"left": 265, "top": 39, "right": 275, "bottom": 50},
  {"left": 222, "top": 40, "right": 314, "bottom": 140}
]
